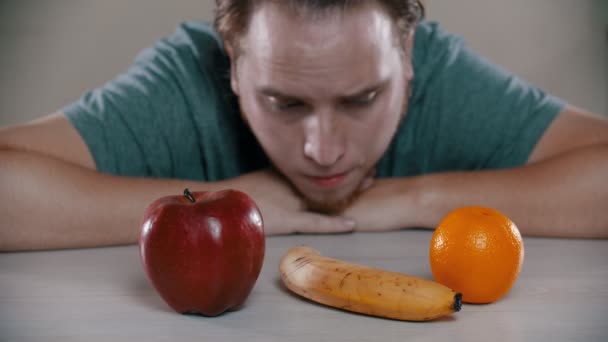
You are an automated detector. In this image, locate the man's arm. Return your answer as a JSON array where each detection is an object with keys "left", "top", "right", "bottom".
[
  {"left": 0, "top": 113, "right": 354, "bottom": 251},
  {"left": 0, "top": 112, "right": 212, "bottom": 250},
  {"left": 346, "top": 106, "right": 608, "bottom": 238}
]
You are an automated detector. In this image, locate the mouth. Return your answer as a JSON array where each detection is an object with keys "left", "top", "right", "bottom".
[{"left": 306, "top": 170, "right": 352, "bottom": 189}]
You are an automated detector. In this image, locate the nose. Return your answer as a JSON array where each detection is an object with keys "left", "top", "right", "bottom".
[{"left": 303, "top": 112, "right": 345, "bottom": 167}]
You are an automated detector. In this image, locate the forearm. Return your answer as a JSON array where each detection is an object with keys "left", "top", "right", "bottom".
[
  {"left": 0, "top": 150, "right": 230, "bottom": 251},
  {"left": 410, "top": 145, "right": 608, "bottom": 238}
]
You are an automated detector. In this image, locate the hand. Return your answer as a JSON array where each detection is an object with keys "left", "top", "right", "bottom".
[
  {"left": 229, "top": 169, "right": 356, "bottom": 235},
  {"left": 343, "top": 177, "right": 418, "bottom": 232}
]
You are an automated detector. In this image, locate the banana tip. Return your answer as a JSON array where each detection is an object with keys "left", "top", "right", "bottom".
[{"left": 453, "top": 293, "right": 463, "bottom": 312}]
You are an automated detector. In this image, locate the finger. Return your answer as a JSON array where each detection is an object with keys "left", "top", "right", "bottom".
[
  {"left": 358, "top": 176, "right": 375, "bottom": 192},
  {"left": 357, "top": 168, "right": 376, "bottom": 192},
  {"left": 291, "top": 213, "right": 356, "bottom": 234},
  {"left": 367, "top": 167, "right": 377, "bottom": 178}
]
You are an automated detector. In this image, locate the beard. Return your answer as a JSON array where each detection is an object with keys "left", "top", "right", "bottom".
[
  {"left": 267, "top": 165, "right": 367, "bottom": 215},
  {"left": 300, "top": 184, "right": 363, "bottom": 215}
]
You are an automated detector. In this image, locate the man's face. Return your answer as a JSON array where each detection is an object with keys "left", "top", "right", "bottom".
[{"left": 230, "top": 2, "right": 413, "bottom": 213}]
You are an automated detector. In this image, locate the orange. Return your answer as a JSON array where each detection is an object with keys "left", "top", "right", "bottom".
[{"left": 429, "top": 206, "right": 524, "bottom": 304}]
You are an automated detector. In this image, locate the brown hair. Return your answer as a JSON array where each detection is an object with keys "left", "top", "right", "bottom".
[{"left": 214, "top": 0, "right": 425, "bottom": 53}]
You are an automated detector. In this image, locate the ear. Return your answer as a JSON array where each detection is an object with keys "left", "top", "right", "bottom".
[
  {"left": 402, "top": 30, "right": 415, "bottom": 82},
  {"left": 225, "top": 43, "right": 240, "bottom": 96}
]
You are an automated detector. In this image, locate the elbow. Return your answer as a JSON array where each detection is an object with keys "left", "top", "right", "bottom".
[{"left": 0, "top": 127, "right": 17, "bottom": 152}]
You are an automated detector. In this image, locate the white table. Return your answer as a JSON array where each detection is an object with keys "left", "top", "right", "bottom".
[{"left": 1, "top": 230, "right": 607, "bottom": 341}]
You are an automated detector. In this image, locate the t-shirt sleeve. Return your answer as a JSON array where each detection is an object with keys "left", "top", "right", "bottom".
[
  {"left": 63, "top": 25, "right": 209, "bottom": 179},
  {"left": 410, "top": 22, "right": 566, "bottom": 172}
]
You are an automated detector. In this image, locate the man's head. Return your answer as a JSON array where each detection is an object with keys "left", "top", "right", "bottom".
[{"left": 214, "top": 0, "right": 424, "bottom": 213}]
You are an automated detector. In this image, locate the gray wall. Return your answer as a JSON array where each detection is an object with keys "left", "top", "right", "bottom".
[{"left": 1, "top": 0, "right": 606, "bottom": 126}]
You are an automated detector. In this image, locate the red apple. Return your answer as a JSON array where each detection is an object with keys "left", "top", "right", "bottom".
[{"left": 139, "top": 188, "right": 265, "bottom": 316}]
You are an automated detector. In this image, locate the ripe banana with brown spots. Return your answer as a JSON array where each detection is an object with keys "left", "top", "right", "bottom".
[{"left": 279, "top": 246, "right": 462, "bottom": 321}]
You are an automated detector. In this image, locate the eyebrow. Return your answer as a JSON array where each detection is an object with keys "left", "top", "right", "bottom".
[
  {"left": 257, "top": 79, "right": 390, "bottom": 102},
  {"left": 258, "top": 88, "right": 299, "bottom": 100}
]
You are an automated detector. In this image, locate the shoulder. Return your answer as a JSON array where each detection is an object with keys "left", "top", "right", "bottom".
[
  {"left": 413, "top": 21, "right": 465, "bottom": 58},
  {"left": 413, "top": 20, "right": 461, "bottom": 46},
  {"left": 411, "top": 21, "right": 467, "bottom": 83},
  {"left": 169, "top": 21, "right": 226, "bottom": 58},
  {"left": 133, "top": 21, "right": 230, "bottom": 75}
]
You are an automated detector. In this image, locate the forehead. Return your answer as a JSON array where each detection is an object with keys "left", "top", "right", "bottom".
[
  {"left": 237, "top": 2, "right": 401, "bottom": 95},
  {"left": 243, "top": 2, "right": 397, "bottom": 59}
]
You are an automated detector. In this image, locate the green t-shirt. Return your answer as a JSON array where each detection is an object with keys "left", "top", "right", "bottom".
[{"left": 64, "top": 21, "right": 564, "bottom": 181}]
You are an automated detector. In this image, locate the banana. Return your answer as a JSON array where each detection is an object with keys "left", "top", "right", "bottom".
[{"left": 279, "top": 246, "right": 462, "bottom": 321}]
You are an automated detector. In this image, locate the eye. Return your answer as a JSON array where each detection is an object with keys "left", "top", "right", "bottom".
[
  {"left": 275, "top": 100, "right": 304, "bottom": 111},
  {"left": 267, "top": 96, "right": 305, "bottom": 112},
  {"left": 344, "top": 91, "right": 378, "bottom": 107}
]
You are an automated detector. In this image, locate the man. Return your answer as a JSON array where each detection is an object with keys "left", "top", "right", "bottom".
[{"left": 1, "top": 0, "right": 607, "bottom": 251}]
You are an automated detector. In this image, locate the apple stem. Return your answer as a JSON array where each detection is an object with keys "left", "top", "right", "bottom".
[{"left": 183, "top": 188, "right": 196, "bottom": 203}]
